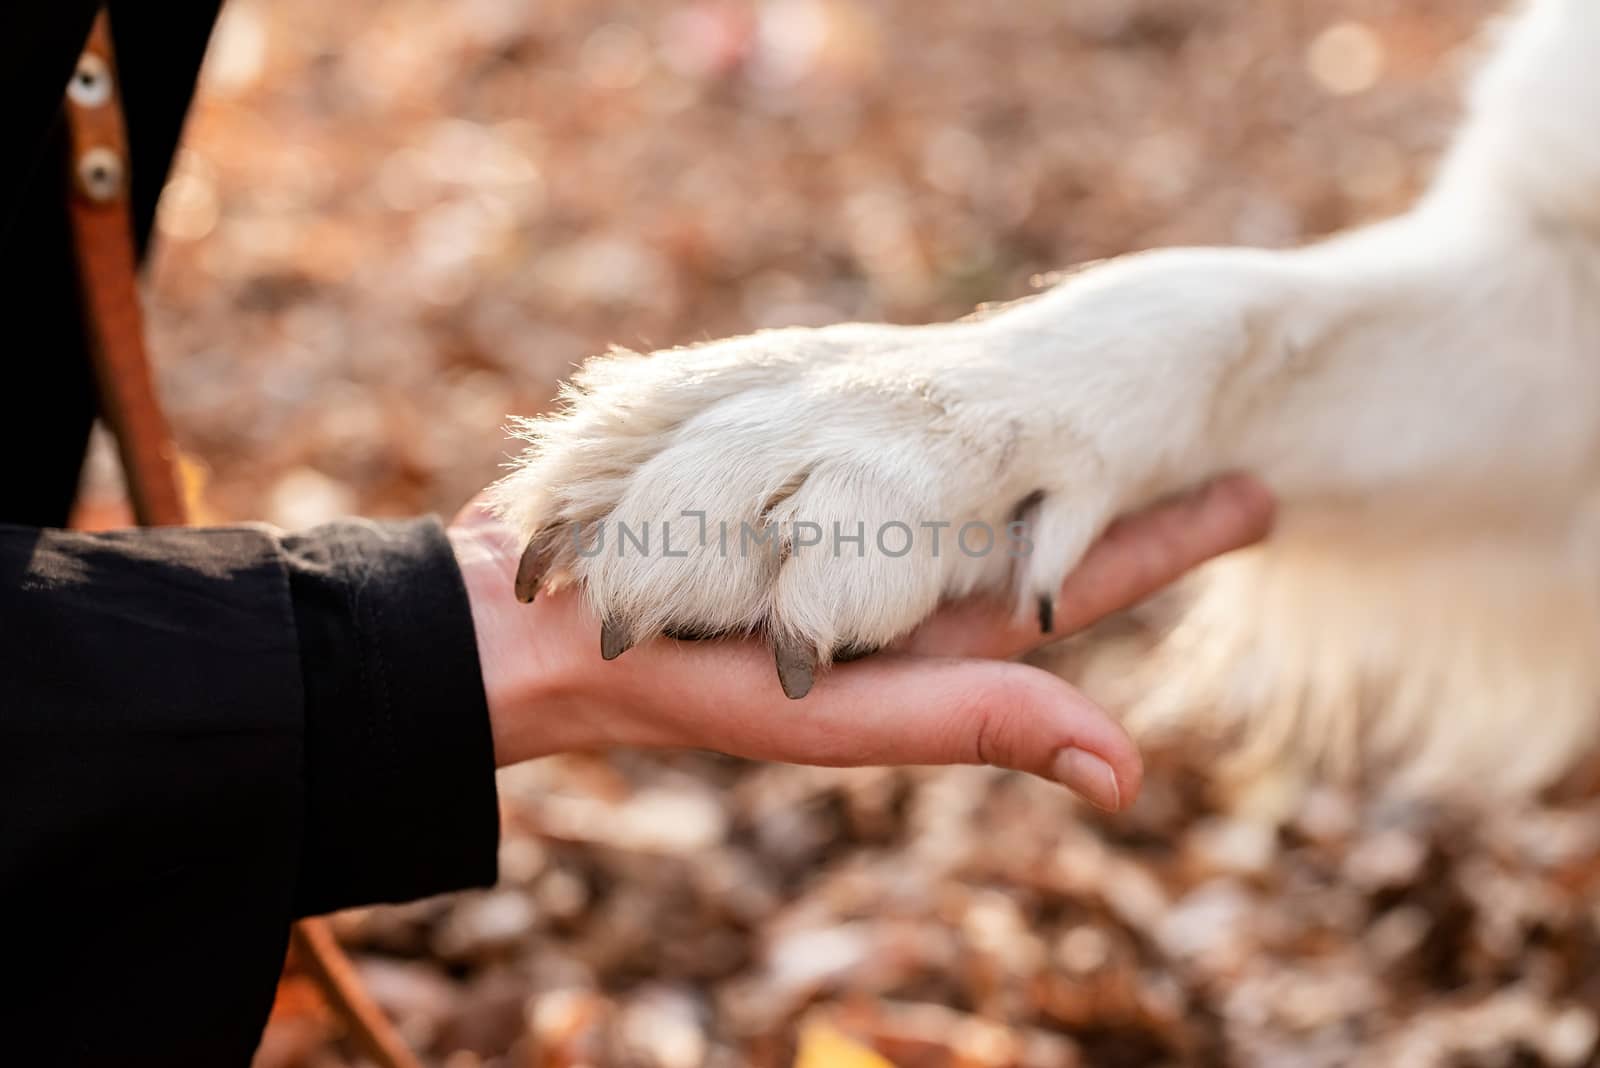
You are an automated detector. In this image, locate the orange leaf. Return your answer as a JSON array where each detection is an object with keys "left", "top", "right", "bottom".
[{"left": 795, "top": 1022, "right": 898, "bottom": 1068}]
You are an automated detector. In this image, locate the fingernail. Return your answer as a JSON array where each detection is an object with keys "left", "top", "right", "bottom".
[{"left": 1051, "top": 748, "right": 1121, "bottom": 811}]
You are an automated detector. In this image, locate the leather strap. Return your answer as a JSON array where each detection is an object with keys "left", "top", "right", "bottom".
[
  {"left": 63, "top": 12, "right": 422, "bottom": 1068},
  {"left": 65, "top": 14, "right": 186, "bottom": 527}
]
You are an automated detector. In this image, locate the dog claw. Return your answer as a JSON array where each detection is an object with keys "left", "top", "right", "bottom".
[
  {"left": 1038, "top": 594, "right": 1055, "bottom": 634},
  {"left": 514, "top": 538, "right": 551, "bottom": 603},
  {"left": 601, "top": 620, "right": 633, "bottom": 661},
  {"left": 775, "top": 638, "right": 816, "bottom": 699}
]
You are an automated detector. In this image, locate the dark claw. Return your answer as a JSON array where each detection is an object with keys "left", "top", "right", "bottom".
[
  {"left": 775, "top": 637, "right": 817, "bottom": 699},
  {"left": 601, "top": 620, "right": 634, "bottom": 661},
  {"left": 832, "top": 641, "right": 879, "bottom": 663},
  {"left": 1038, "top": 594, "right": 1055, "bottom": 635},
  {"left": 514, "top": 537, "right": 553, "bottom": 603}
]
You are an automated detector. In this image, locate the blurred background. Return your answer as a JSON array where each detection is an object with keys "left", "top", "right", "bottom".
[{"left": 117, "top": 0, "right": 1600, "bottom": 1065}]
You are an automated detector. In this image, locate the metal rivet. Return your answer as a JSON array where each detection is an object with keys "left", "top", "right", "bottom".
[
  {"left": 68, "top": 53, "right": 113, "bottom": 108},
  {"left": 78, "top": 147, "right": 124, "bottom": 203}
]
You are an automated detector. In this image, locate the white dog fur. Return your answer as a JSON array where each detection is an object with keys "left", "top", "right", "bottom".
[{"left": 494, "top": 0, "right": 1600, "bottom": 799}]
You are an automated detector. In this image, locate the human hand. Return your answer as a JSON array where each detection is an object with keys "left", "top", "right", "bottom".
[{"left": 447, "top": 474, "right": 1273, "bottom": 812}]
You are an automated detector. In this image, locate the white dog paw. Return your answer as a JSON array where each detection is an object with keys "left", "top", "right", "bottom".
[{"left": 491, "top": 323, "right": 1123, "bottom": 696}]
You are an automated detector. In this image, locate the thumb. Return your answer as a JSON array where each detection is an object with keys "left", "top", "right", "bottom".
[
  {"left": 822, "top": 656, "right": 1142, "bottom": 811},
  {"left": 637, "top": 647, "right": 1144, "bottom": 811}
]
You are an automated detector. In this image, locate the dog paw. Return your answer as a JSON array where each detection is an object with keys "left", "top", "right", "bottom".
[{"left": 491, "top": 323, "right": 1121, "bottom": 696}]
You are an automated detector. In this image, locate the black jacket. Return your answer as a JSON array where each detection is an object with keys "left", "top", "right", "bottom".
[{"left": 1, "top": 4, "right": 501, "bottom": 1063}]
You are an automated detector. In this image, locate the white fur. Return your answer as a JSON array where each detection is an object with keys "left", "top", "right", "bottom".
[{"left": 495, "top": 0, "right": 1600, "bottom": 796}]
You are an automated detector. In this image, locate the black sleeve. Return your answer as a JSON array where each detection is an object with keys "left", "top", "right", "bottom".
[{"left": 0, "top": 517, "right": 500, "bottom": 1066}]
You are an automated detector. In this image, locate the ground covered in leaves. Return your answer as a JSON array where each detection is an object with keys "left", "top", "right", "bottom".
[{"left": 130, "top": 0, "right": 1600, "bottom": 1064}]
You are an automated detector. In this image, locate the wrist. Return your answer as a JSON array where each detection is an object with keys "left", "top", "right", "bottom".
[{"left": 448, "top": 523, "right": 592, "bottom": 766}]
